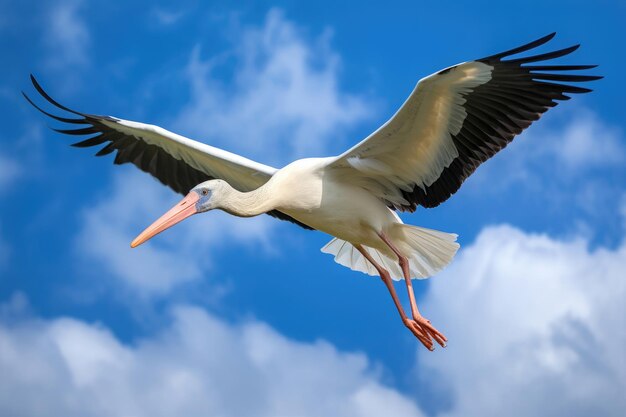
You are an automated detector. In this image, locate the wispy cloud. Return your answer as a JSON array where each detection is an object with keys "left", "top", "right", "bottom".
[
  {"left": 0, "top": 152, "right": 21, "bottom": 192},
  {"left": 0, "top": 223, "right": 9, "bottom": 269},
  {"left": 150, "top": 7, "right": 186, "bottom": 26},
  {"left": 470, "top": 109, "right": 625, "bottom": 190},
  {"left": 72, "top": 9, "right": 374, "bottom": 297},
  {"left": 174, "top": 9, "right": 372, "bottom": 166},
  {"left": 75, "top": 170, "right": 274, "bottom": 298},
  {"left": 464, "top": 109, "right": 626, "bottom": 239},
  {"left": 0, "top": 301, "right": 425, "bottom": 417},
  {"left": 553, "top": 111, "right": 624, "bottom": 169},
  {"left": 419, "top": 224, "right": 626, "bottom": 416},
  {"left": 44, "top": 0, "right": 90, "bottom": 71},
  {"left": 619, "top": 192, "right": 626, "bottom": 231}
]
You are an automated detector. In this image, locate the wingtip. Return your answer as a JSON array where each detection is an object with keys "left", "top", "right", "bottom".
[
  {"left": 22, "top": 85, "right": 87, "bottom": 125},
  {"left": 528, "top": 32, "right": 557, "bottom": 46},
  {"left": 529, "top": 32, "right": 557, "bottom": 47},
  {"left": 26, "top": 73, "right": 85, "bottom": 117},
  {"left": 30, "top": 73, "right": 40, "bottom": 88},
  {"left": 544, "top": 32, "right": 557, "bottom": 42},
  {"left": 21, "top": 90, "right": 39, "bottom": 108},
  {"left": 481, "top": 32, "right": 560, "bottom": 62}
]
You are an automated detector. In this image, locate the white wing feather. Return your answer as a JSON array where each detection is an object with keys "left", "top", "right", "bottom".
[
  {"left": 328, "top": 61, "right": 493, "bottom": 207},
  {"left": 100, "top": 118, "right": 277, "bottom": 192}
]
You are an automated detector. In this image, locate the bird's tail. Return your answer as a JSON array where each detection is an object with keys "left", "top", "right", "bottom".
[{"left": 321, "top": 225, "right": 459, "bottom": 281}]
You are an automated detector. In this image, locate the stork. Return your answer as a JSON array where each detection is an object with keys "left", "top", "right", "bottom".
[{"left": 25, "top": 33, "right": 600, "bottom": 350}]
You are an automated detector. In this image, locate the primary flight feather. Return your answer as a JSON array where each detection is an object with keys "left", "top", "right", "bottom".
[{"left": 26, "top": 33, "right": 600, "bottom": 350}]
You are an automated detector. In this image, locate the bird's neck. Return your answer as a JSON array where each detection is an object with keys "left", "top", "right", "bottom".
[{"left": 219, "top": 183, "right": 276, "bottom": 217}]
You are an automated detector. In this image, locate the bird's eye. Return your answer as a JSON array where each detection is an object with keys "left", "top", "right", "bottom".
[{"left": 202, "top": 189, "right": 208, "bottom": 196}]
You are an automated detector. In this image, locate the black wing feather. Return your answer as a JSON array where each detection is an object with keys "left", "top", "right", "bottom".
[
  {"left": 402, "top": 33, "right": 601, "bottom": 209},
  {"left": 24, "top": 76, "right": 313, "bottom": 230}
]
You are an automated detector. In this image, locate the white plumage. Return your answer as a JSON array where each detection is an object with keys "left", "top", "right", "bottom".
[
  {"left": 334, "top": 61, "right": 494, "bottom": 207},
  {"left": 25, "top": 33, "right": 600, "bottom": 350}
]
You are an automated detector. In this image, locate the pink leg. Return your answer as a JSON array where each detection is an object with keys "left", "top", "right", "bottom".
[
  {"left": 355, "top": 244, "right": 434, "bottom": 350},
  {"left": 378, "top": 233, "right": 448, "bottom": 348}
]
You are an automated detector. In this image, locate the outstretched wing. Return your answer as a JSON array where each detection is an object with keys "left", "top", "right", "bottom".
[
  {"left": 24, "top": 75, "right": 313, "bottom": 229},
  {"left": 329, "top": 33, "right": 601, "bottom": 210}
]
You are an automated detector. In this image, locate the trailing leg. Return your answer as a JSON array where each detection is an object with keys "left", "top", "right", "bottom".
[
  {"left": 355, "top": 244, "right": 434, "bottom": 350},
  {"left": 379, "top": 233, "right": 447, "bottom": 348}
]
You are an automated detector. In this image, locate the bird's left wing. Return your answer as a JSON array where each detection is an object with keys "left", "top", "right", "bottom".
[
  {"left": 328, "top": 33, "right": 601, "bottom": 210},
  {"left": 24, "top": 75, "right": 313, "bottom": 229}
]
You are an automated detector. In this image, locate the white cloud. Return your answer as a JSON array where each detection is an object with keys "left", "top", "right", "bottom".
[
  {"left": 44, "top": 0, "right": 90, "bottom": 70},
  {"left": 554, "top": 111, "right": 624, "bottom": 169},
  {"left": 0, "top": 302, "right": 425, "bottom": 417},
  {"left": 74, "top": 10, "right": 372, "bottom": 297},
  {"left": 419, "top": 224, "right": 626, "bottom": 417},
  {"left": 507, "top": 110, "right": 621, "bottom": 176},
  {"left": 0, "top": 126, "right": 44, "bottom": 192},
  {"left": 174, "top": 9, "right": 372, "bottom": 166},
  {"left": 470, "top": 109, "right": 625, "bottom": 191},
  {"left": 464, "top": 109, "right": 626, "bottom": 237},
  {"left": 75, "top": 170, "right": 275, "bottom": 297}
]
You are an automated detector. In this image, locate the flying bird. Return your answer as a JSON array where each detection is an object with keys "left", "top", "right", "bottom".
[{"left": 25, "top": 33, "right": 600, "bottom": 350}]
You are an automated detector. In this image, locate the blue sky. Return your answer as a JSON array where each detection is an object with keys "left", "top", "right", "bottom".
[{"left": 1, "top": 0, "right": 625, "bottom": 416}]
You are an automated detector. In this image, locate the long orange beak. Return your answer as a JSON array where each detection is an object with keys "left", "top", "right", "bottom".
[{"left": 130, "top": 192, "right": 200, "bottom": 248}]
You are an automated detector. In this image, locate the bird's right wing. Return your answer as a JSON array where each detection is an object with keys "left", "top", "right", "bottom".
[
  {"left": 24, "top": 75, "right": 313, "bottom": 229},
  {"left": 327, "top": 33, "right": 601, "bottom": 211}
]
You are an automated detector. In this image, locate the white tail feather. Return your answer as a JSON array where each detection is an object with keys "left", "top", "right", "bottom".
[{"left": 321, "top": 225, "right": 459, "bottom": 281}]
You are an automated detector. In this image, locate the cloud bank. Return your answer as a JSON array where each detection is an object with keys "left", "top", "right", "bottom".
[
  {"left": 4, "top": 223, "right": 624, "bottom": 416},
  {"left": 421, "top": 225, "right": 626, "bottom": 417},
  {"left": 0, "top": 302, "right": 424, "bottom": 417}
]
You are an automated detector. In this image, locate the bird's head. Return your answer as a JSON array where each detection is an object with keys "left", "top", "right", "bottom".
[
  {"left": 191, "top": 179, "right": 230, "bottom": 213},
  {"left": 130, "top": 179, "right": 225, "bottom": 248}
]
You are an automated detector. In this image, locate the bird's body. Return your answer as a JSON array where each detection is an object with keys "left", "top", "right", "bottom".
[
  {"left": 26, "top": 33, "right": 600, "bottom": 350},
  {"left": 265, "top": 158, "right": 395, "bottom": 250}
]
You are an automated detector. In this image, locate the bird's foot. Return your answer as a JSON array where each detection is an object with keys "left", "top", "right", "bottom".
[
  {"left": 403, "top": 316, "right": 447, "bottom": 350},
  {"left": 403, "top": 318, "right": 434, "bottom": 350}
]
